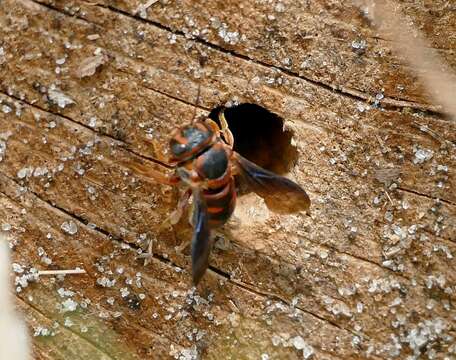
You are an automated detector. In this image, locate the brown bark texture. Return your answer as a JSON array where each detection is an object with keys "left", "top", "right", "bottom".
[{"left": 0, "top": 0, "right": 455, "bottom": 359}]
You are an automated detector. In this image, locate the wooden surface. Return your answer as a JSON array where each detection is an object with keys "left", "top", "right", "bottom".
[{"left": 0, "top": 0, "right": 455, "bottom": 359}]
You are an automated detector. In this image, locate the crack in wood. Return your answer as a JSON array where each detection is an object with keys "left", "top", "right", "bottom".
[
  {"left": 0, "top": 90, "right": 173, "bottom": 171},
  {"left": 29, "top": 0, "right": 95, "bottom": 27},
  {"left": 29, "top": 0, "right": 447, "bottom": 117},
  {"left": 398, "top": 186, "right": 455, "bottom": 207},
  {"left": 93, "top": 2, "right": 447, "bottom": 117},
  {"left": 115, "top": 67, "right": 211, "bottom": 114}
]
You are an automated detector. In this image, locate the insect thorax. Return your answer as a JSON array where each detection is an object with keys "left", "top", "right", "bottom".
[{"left": 169, "top": 123, "right": 214, "bottom": 162}]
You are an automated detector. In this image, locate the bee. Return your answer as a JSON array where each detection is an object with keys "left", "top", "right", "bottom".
[{"left": 132, "top": 110, "right": 310, "bottom": 285}]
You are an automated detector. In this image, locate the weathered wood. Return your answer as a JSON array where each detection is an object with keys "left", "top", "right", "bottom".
[{"left": 0, "top": 0, "right": 455, "bottom": 359}]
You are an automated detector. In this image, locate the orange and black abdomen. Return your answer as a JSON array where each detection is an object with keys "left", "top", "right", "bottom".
[
  {"left": 194, "top": 142, "right": 236, "bottom": 228},
  {"left": 204, "top": 179, "right": 236, "bottom": 228}
]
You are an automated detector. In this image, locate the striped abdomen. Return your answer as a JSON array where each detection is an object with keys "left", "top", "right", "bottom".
[
  {"left": 204, "top": 179, "right": 236, "bottom": 228},
  {"left": 193, "top": 141, "right": 236, "bottom": 228}
]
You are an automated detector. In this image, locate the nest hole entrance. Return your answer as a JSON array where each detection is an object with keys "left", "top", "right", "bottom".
[{"left": 209, "top": 103, "right": 298, "bottom": 175}]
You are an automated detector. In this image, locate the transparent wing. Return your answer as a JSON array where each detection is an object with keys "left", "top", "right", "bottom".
[
  {"left": 234, "top": 153, "right": 311, "bottom": 214},
  {"left": 191, "top": 189, "right": 212, "bottom": 285}
]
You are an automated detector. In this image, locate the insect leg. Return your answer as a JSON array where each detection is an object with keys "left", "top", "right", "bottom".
[
  {"left": 176, "top": 238, "right": 192, "bottom": 253},
  {"left": 218, "top": 109, "right": 234, "bottom": 148},
  {"left": 141, "top": 189, "right": 191, "bottom": 265},
  {"left": 204, "top": 118, "right": 221, "bottom": 134},
  {"left": 204, "top": 111, "right": 234, "bottom": 148},
  {"left": 159, "top": 189, "right": 192, "bottom": 231},
  {"left": 190, "top": 84, "right": 202, "bottom": 124},
  {"left": 128, "top": 161, "right": 180, "bottom": 186}
]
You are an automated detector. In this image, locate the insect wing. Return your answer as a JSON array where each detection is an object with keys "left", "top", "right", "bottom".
[
  {"left": 234, "top": 153, "right": 310, "bottom": 214},
  {"left": 191, "top": 189, "right": 211, "bottom": 285}
]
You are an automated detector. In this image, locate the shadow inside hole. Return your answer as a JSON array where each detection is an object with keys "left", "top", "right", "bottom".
[{"left": 208, "top": 103, "right": 298, "bottom": 175}]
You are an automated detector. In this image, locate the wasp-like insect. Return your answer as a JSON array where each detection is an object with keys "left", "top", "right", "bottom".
[{"left": 132, "top": 110, "right": 310, "bottom": 285}]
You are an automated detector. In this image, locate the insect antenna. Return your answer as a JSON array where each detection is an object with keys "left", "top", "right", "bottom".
[{"left": 191, "top": 83, "right": 202, "bottom": 124}]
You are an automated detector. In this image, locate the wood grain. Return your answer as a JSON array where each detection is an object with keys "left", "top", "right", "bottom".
[{"left": 0, "top": 0, "right": 455, "bottom": 359}]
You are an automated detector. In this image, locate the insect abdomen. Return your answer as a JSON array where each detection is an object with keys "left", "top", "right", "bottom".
[{"left": 204, "top": 179, "right": 236, "bottom": 228}]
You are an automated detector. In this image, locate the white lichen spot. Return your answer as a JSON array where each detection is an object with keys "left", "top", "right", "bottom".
[
  {"left": 17, "top": 167, "right": 34, "bottom": 179},
  {"left": 338, "top": 285, "right": 357, "bottom": 297},
  {"left": 0, "top": 141, "right": 6, "bottom": 162},
  {"left": 87, "top": 34, "right": 100, "bottom": 41},
  {"left": 271, "top": 335, "right": 281, "bottom": 346},
  {"left": 15, "top": 268, "right": 39, "bottom": 291},
  {"left": 356, "top": 302, "right": 364, "bottom": 313},
  {"left": 33, "top": 166, "right": 48, "bottom": 177},
  {"left": 404, "top": 318, "right": 448, "bottom": 358},
  {"left": 413, "top": 148, "right": 433, "bottom": 164},
  {"left": 47, "top": 120, "right": 57, "bottom": 129},
  {"left": 2, "top": 104, "right": 12, "bottom": 114},
  {"left": 48, "top": 86, "right": 75, "bottom": 108},
  {"left": 323, "top": 296, "right": 352, "bottom": 317},
  {"left": 60, "top": 221, "right": 78, "bottom": 235},
  {"left": 367, "top": 278, "right": 401, "bottom": 294},
  {"left": 319, "top": 250, "right": 328, "bottom": 259},
  {"left": 291, "top": 336, "right": 307, "bottom": 350},
  {"left": 135, "top": 0, "right": 158, "bottom": 18},
  {"left": 33, "top": 326, "right": 53, "bottom": 337},
  {"left": 96, "top": 277, "right": 116, "bottom": 288},
  {"left": 351, "top": 39, "right": 367, "bottom": 52},
  {"left": 302, "top": 343, "right": 314, "bottom": 359},
  {"left": 88, "top": 116, "right": 97, "bottom": 128},
  {"left": 425, "top": 274, "right": 446, "bottom": 289},
  {"left": 12, "top": 263, "right": 24, "bottom": 273},
  {"left": 436, "top": 164, "right": 448, "bottom": 173},
  {"left": 0, "top": 131, "right": 12, "bottom": 162},
  {"left": 166, "top": 32, "right": 177, "bottom": 44},
  {"left": 217, "top": 23, "right": 241, "bottom": 45},
  {"left": 61, "top": 298, "right": 78, "bottom": 312},
  {"left": 275, "top": 2, "right": 285, "bottom": 12},
  {"left": 120, "top": 287, "right": 130, "bottom": 298},
  {"left": 56, "top": 57, "right": 66, "bottom": 65},
  {"left": 74, "top": 163, "right": 85, "bottom": 176},
  {"left": 169, "top": 345, "right": 198, "bottom": 360},
  {"left": 57, "top": 288, "right": 75, "bottom": 298},
  {"left": 282, "top": 57, "right": 292, "bottom": 67},
  {"left": 1, "top": 223, "right": 12, "bottom": 231},
  {"left": 107, "top": 297, "right": 115, "bottom": 305}
]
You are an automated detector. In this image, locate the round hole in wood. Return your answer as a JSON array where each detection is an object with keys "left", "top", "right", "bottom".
[{"left": 209, "top": 103, "right": 298, "bottom": 175}]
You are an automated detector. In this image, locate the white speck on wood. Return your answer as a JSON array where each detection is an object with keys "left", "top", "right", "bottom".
[
  {"left": 75, "top": 54, "right": 108, "bottom": 78},
  {"left": 47, "top": 88, "right": 75, "bottom": 109},
  {"left": 60, "top": 221, "right": 78, "bottom": 235}
]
